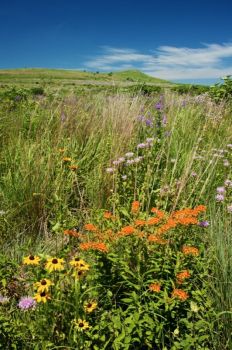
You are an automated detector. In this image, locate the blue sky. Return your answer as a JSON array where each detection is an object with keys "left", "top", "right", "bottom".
[{"left": 0, "top": 0, "right": 232, "bottom": 84}]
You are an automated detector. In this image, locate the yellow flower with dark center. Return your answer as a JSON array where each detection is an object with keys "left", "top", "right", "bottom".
[
  {"left": 72, "top": 269, "right": 87, "bottom": 279},
  {"left": 62, "top": 157, "right": 72, "bottom": 162},
  {"left": 23, "top": 255, "right": 40, "bottom": 265},
  {"left": 45, "top": 257, "right": 64, "bottom": 272},
  {"left": 70, "top": 258, "right": 89, "bottom": 270},
  {"left": 34, "top": 279, "right": 54, "bottom": 293},
  {"left": 34, "top": 291, "right": 50, "bottom": 303},
  {"left": 84, "top": 301, "right": 98, "bottom": 313},
  {"left": 74, "top": 319, "right": 90, "bottom": 331}
]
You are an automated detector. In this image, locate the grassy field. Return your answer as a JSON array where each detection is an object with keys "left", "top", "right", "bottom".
[{"left": 0, "top": 71, "right": 231, "bottom": 349}]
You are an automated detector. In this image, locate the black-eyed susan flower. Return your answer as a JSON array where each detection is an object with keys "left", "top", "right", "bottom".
[
  {"left": 34, "top": 279, "right": 54, "bottom": 293},
  {"left": 74, "top": 319, "right": 90, "bottom": 331},
  {"left": 84, "top": 301, "right": 97, "bottom": 313},
  {"left": 34, "top": 291, "right": 50, "bottom": 303},
  {"left": 45, "top": 257, "right": 64, "bottom": 272},
  {"left": 72, "top": 269, "right": 87, "bottom": 279},
  {"left": 23, "top": 255, "right": 40, "bottom": 266},
  {"left": 70, "top": 258, "right": 90, "bottom": 270}
]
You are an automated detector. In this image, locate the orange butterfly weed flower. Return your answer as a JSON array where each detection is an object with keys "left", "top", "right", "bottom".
[
  {"left": 121, "top": 226, "right": 135, "bottom": 235},
  {"left": 172, "top": 289, "right": 189, "bottom": 301},
  {"left": 182, "top": 245, "right": 199, "bottom": 256},
  {"left": 84, "top": 223, "right": 98, "bottom": 232},
  {"left": 147, "top": 217, "right": 160, "bottom": 225},
  {"left": 194, "top": 205, "right": 206, "bottom": 213},
  {"left": 131, "top": 201, "right": 140, "bottom": 214},
  {"left": 103, "top": 211, "right": 112, "bottom": 219},
  {"left": 148, "top": 235, "right": 169, "bottom": 244},
  {"left": 176, "top": 217, "right": 198, "bottom": 225},
  {"left": 64, "top": 229, "right": 84, "bottom": 239},
  {"left": 79, "top": 242, "right": 108, "bottom": 253},
  {"left": 135, "top": 219, "right": 147, "bottom": 227},
  {"left": 157, "top": 218, "right": 177, "bottom": 234},
  {"left": 151, "top": 208, "right": 165, "bottom": 219},
  {"left": 176, "top": 270, "right": 191, "bottom": 283},
  {"left": 149, "top": 283, "right": 161, "bottom": 292}
]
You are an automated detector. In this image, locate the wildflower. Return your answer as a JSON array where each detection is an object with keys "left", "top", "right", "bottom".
[
  {"left": 84, "top": 301, "right": 98, "bottom": 313},
  {"left": 134, "top": 156, "right": 143, "bottom": 163},
  {"left": 104, "top": 211, "right": 112, "bottom": 219},
  {"left": 0, "top": 210, "right": 6, "bottom": 216},
  {"left": 147, "top": 217, "right": 160, "bottom": 225},
  {"left": 34, "top": 291, "right": 50, "bottom": 303},
  {"left": 172, "top": 289, "right": 189, "bottom": 301},
  {"left": 155, "top": 102, "right": 163, "bottom": 110},
  {"left": 84, "top": 223, "right": 98, "bottom": 231},
  {"left": 74, "top": 319, "right": 90, "bottom": 331},
  {"left": 135, "top": 219, "right": 147, "bottom": 227},
  {"left": 227, "top": 205, "right": 232, "bottom": 214},
  {"left": 106, "top": 167, "right": 114, "bottom": 174},
  {"left": 194, "top": 205, "right": 206, "bottom": 213},
  {"left": 150, "top": 208, "right": 165, "bottom": 219},
  {"left": 79, "top": 242, "right": 108, "bottom": 253},
  {"left": 23, "top": 255, "right": 40, "bottom": 266},
  {"left": 223, "top": 160, "right": 230, "bottom": 167},
  {"left": 62, "top": 157, "right": 72, "bottom": 162},
  {"left": 177, "top": 217, "right": 198, "bottom": 225},
  {"left": 225, "top": 179, "right": 232, "bottom": 187},
  {"left": 198, "top": 221, "right": 209, "bottom": 227},
  {"left": 146, "top": 137, "right": 154, "bottom": 143},
  {"left": 18, "top": 296, "right": 36, "bottom": 310},
  {"left": 45, "top": 258, "right": 64, "bottom": 272},
  {"left": 112, "top": 160, "right": 121, "bottom": 166},
  {"left": 120, "top": 226, "right": 135, "bottom": 235},
  {"left": 182, "top": 246, "right": 199, "bottom": 256},
  {"left": 64, "top": 229, "right": 83, "bottom": 238},
  {"left": 191, "top": 171, "right": 197, "bottom": 177},
  {"left": 137, "top": 143, "right": 147, "bottom": 149},
  {"left": 131, "top": 201, "right": 140, "bottom": 214},
  {"left": 0, "top": 295, "right": 9, "bottom": 304},
  {"left": 216, "top": 186, "right": 226, "bottom": 194},
  {"left": 34, "top": 279, "right": 54, "bottom": 293},
  {"left": 118, "top": 157, "right": 125, "bottom": 163},
  {"left": 126, "top": 159, "right": 135, "bottom": 165},
  {"left": 69, "top": 165, "right": 78, "bottom": 171},
  {"left": 147, "top": 235, "right": 168, "bottom": 244},
  {"left": 72, "top": 269, "right": 87, "bottom": 279},
  {"left": 149, "top": 283, "right": 161, "bottom": 292},
  {"left": 176, "top": 270, "right": 191, "bottom": 283},
  {"left": 70, "top": 258, "right": 90, "bottom": 270},
  {"left": 190, "top": 301, "right": 199, "bottom": 313},
  {"left": 125, "top": 152, "right": 134, "bottom": 158},
  {"left": 121, "top": 175, "right": 127, "bottom": 180},
  {"left": 145, "top": 119, "right": 153, "bottom": 127},
  {"left": 216, "top": 194, "right": 224, "bottom": 202}
]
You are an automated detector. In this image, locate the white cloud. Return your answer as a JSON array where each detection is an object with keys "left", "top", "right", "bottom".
[{"left": 84, "top": 43, "right": 232, "bottom": 80}]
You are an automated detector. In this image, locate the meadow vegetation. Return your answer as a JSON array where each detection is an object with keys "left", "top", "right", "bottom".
[{"left": 0, "top": 71, "right": 232, "bottom": 349}]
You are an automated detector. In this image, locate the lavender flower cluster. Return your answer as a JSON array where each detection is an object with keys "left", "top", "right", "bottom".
[{"left": 215, "top": 180, "right": 232, "bottom": 213}]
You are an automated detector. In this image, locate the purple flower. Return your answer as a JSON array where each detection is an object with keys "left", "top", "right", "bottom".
[
  {"left": 18, "top": 296, "right": 36, "bottom": 310},
  {"left": 216, "top": 194, "right": 224, "bottom": 202},
  {"left": 137, "top": 115, "right": 145, "bottom": 122},
  {"left": 198, "top": 221, "right": 209, "bottom": 227},
  {"left": 118, "top": 157, "right": 125, "bottom": 163},
  {"left": 155, "top": 102, "right": 163, "bottom": 110},
  {"left": 126, "top": 159, "right": 135, "bottom": 165},
  {"left": 216, "top": 186, "right": 226, "bottom": 194},
  {"left": 146, "top": 137, "right": 154, "bottom": 144},
  {"left": 137, "top": 143, "right": 147, "bottom": 149},
  {"left": 145, "top": 119, "right": 153, "bottom": 127},
  {"left": 191, "top": 172, "right": 197, "bottom": 177},
  {"left": 134, "top": 156, "right": 143, "bottom": 163},
  {"left": 112, "top": 160, "right": 120, "bottom": 166},
  {"left": 227, "top": 205, "right": 232, "bottom": 213}
]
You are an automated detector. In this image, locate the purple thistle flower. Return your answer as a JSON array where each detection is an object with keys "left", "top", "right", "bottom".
[
  {"left": 145, "top": 119, "right": 153, "bottom": 127},
  {"left": 225, "top": 179, "right": 232, "bottom": 187},
  {"left": 198, "top": 221, "right": 209, "bottom": 227},
  {"left": 137, "top": 115, "right": 145, "bottom": 122},
  {"left": 155, "top": 102, "right": 163, "bottom": 110},
  {"left": 216, "top": 194, "right": 224, "bottom": 202},
  {"left": 126, "top": 159, "right": 135, "bottom": 165},
  {"left": 112, "top": 160, "right": 120, "bottom": 166},
  {"left": 216, "top": 186, "right": 226, "bottom": 194},
  {"left": 0, "top": 295, "right": 9, "bottom": 304},
  {"left": 191, "top": 172, "right": 197, "bottom": 177},
  {"left": 146, "top": 137, "right": 154, "bottom": 144},
  {"left": 18, "top": 296, "right": 36, "bottom": 310},
  {"left": 137, "top": 143, "right": 147, "bottom": 149},
  {"left": 118, "top": 157, "right": 125, "bottom": 163},
  {"left": 227, "top": 205, "right": 232, "bottom": 213}
]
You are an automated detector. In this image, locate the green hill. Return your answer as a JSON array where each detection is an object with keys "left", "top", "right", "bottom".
[{"left": 0, "top": 68, "right": 170, "bottom": 86}]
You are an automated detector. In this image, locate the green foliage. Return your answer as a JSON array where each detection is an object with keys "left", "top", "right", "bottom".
[
  {"left": 209, "top": 75, "right": 232, "bottom": 102},
  {"left": 171, "top": 84, "right": 209, "bottom": 95}
]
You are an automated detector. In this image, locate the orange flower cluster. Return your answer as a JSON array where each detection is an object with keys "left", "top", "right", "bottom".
[
  {"left": 157, "top": 218, "right": 177, "bottom": 235},
  {"left": 79, "top": 242, "right": 108, "bottom": 253},
  {"left": 147, "top": 217, "right": 160, "bottom": 225},
  {"left": 120, "top": 226, "right": 135, "bottom": 236},
  {"left": 103, "top": 211, "right": 113, "bottom": 219},
  {"left": 69, "top": 165, "right": 78, "bottom": 171},
  {"left": 182, "top": 245, "right": 199, "bottom": 256},
  {"left": 64, "top": 229, "right": 84, "bottom": 239},
  {"left": 151, "top": 208, "right": 165, "bottom": 219},
  {"left": 172, "top": 289, "right": 189, "bottom": 301},
  {"left": 134, "top": 219, "right": 147, "bottom": 227},
  {"left": 148, "top": 235, "right": 169, "bottom": 244},
  {"left": 149, "top": 283, "right": 161, "bottom": 292},
  {"left": 176, "top": 270, "right": 191, "bottom": 284},
  {"left": 131, "top": 201, "right": 140, "bottom": 214},
  {"left": 84, "top": 224, "right": 98, "bottom": 232}
]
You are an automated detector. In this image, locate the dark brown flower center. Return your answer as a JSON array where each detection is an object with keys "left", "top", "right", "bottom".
[
  {"left": 29, "top": 255, "right": 35, "bottom": 260},
  {"left": 87, "top": 303, "right": 92, "bottom": 308},
  {"left": 40, "top": 292, "right": 46, "bottom": 297},
  {"left": 79, "top": 322, "right": 84, "bottom": 327},
  {"left": 75, "top": 258, "right": 80, "bottom": 261},
  {"left": 78, "top": 271, "right": 83, "bottom": 276},
  {"left": 52, "top": 258, "right": 58, "bottom": 264},
  {"left": 41, "top": 280, "right": 47, "bottom": 285}
]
